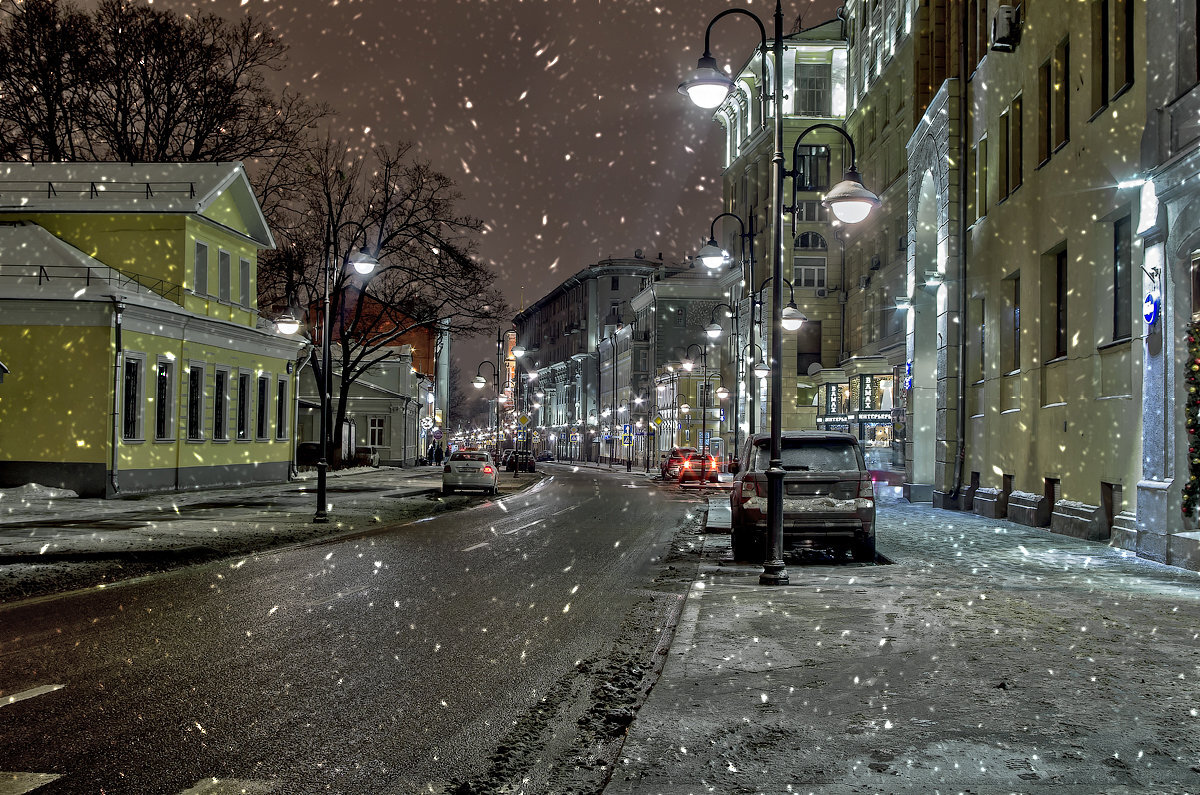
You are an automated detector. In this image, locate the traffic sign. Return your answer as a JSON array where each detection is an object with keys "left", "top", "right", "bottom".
[
  {"left": 622, "top": 434, "right": 632, "bottom": 446},
  {"left": 431, "top": 428, "right": 443, "bottom": 440},
  {"left": 518, "top": 413, "right": 531, "bottom": 426},
  {"left": 420, "top": 416, "right": 434, "bottom": 430},
  {"left": 570, "top": 432, "right": 580, "bottom": 443},
  {"left": 652, "top": 414, "right": 663, "bottom": 427}
]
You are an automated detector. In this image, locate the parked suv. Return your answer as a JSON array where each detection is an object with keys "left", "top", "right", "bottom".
[
  {"left": 729, "top": 431, "right": 876, "bottom": 563},
  {"left": 660, "top": 446, "right": 697, "bottom": 479}
]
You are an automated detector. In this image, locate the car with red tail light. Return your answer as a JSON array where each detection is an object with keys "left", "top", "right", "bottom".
[{"left": 442, "top": 451, "right": 500, "bottom": 495}]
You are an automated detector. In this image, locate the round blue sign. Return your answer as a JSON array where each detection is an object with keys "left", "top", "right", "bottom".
[{"left": 1143, "top": 291, "right": 1160, "bottom": 326}]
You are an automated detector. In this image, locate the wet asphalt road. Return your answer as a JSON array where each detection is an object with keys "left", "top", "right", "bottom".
[{"left": 0, "top": 466, "right": 694, "bottom": 794}]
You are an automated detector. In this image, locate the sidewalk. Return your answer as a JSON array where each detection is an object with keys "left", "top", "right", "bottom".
[
  {"left": 609, "top": 495, "right": 1200, "bottom": 793},
  {"left": 0, "top": 465, "right": 540, "bottom": 602}
]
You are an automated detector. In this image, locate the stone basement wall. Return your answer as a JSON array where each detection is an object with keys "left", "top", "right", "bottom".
[
  {"left": 1007, "top": 491, "right": 1051, "bottom": 527},
  {"left": 972, "top": 487, "right": 1007, "bottom": 519},
  {"left": 1051, "top": 500, "right": 1106, "bottom": 541}
]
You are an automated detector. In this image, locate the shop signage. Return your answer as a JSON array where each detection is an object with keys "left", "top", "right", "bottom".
[{"left": 818, "top": 410, "right": 893, "bottom": 424}]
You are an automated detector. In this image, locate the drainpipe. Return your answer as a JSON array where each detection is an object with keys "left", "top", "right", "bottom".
[
  {"left": 949, "top": 2, "right": 970, "bottom": 502},
  {"left": 108, "top": 297, "right": 125, "bottom": 496}
]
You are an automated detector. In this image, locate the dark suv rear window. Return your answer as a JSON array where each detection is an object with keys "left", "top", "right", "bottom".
[{"left": 749, "top": 440, "right": 862, "bottom": 472}]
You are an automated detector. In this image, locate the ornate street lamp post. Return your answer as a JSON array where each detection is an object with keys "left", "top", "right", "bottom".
[{"left": 679, "top": 1, "right": 878, "bottom": 584}]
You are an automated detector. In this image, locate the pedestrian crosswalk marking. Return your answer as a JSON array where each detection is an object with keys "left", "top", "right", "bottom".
[
  {"left": 179, "top": 779, "right": 277, "bottom": 794},
  {"left": 1, "top": 685, "right": 65, "bottom": 709},
  {"left": 0, "top": 772, "right": 62, "bottom": 794}
]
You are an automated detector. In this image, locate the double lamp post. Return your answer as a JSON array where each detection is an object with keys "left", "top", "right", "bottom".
[{"left": 678, "top": 0, "right": 879, "bottom": 584}]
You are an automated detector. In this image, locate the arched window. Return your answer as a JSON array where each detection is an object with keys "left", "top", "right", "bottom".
[{"left": 795, "top": 232, "right": 828, "bottom": 251}]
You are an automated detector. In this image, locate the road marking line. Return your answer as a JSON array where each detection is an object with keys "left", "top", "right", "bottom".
[
  {"left": 461, "top": 541, "right": 490, "bottom": 552},
  {"left": 550, "top": 505, "right": 576, "bottom": 516},
  {"left": 1, "top": 685, "right": 64, "bottom": 709},
  {"left": 513, "top": 519, "right": 544, "bottom": 532},
  {"left": 0, "top": 772, "right": 62, "bottom": 794},
  {"left": 179, "top": 779, "right": 277, "bottom": 794},
  {"left": 304, "top": 585, "right": 369, "bottom": 608}
]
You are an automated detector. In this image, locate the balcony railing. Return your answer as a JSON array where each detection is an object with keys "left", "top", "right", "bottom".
[{"left": 0, "top": 263, "right": 183, "bottom": 303}]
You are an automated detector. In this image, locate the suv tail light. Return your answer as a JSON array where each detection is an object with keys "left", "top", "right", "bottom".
[
  {"left": 443, "top": 465, "right": 452, "bottom": 473},
  {"left": 859, "top": 475, "right": 875, "bottom": 501},
  {"left": 482, "top": 465, "right": 495, "bottom": 474},
  {"left": 739, "top": 474, "right": 766, "bottom": 502}
]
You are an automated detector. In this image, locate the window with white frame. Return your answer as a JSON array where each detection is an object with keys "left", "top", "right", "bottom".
[
  {"left": 194, "top": 241, "right": 209, "bottom": 296},
  {"left": 239, "top": 258, "right": 251, "bottom": 307},
  {"left": 236, "top": 372, "right": 251, "bottom": 440},
  {"left": 276, "top": 377, "right": 288, "bottom": 439},
  {"left": 213, "top": 368, "right": 230, "bottom": 440},
  {"left": 795, "top": 62, "right": 832, "bottom": 116},
  {"left": 155, "top": 359, "right": 175, "bottom": 440},
  {"left": 122, "top": 354, "right": 145, "bottom": 441},
  {"left": 256, "top": 376, "right": 270, "bottom": 439},
  {"left": 793, "top": 257, "right": 827, "bottom": 288},
  {"left": 187, "top": 364, "right": 206, "bottom": 440},
  {"left": 218, "top": 250, "right": 232, "bottom": 303},
  {"left": 369, "top": 416, "right": 386, "bottom": 447}
]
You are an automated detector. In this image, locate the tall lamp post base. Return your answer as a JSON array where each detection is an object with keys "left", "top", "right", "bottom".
[{"left": 314, "top": 460, "right": 330, "bottom": 523}]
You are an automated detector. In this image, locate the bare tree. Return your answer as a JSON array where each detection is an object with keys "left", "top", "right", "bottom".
[
  {"left": 0, "top": 0, "right": 326, "bottom": 227},
  {"left": 264, "top": 138, "right": 507, "bottom": 461}
]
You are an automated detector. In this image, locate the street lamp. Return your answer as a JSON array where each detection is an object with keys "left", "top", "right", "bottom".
[
  {"left": 683, "top": 343, "right": 722, "bottom": 463},
  {"left": 788, "top": 123, "right": 881, "bottom": 225},
  {"left": 314, "top": 247, "right": 379, "bottom": 523},
  {"left": 471, "top": 359, "right": 502, "bottom": 466},
  {"left": 705, "top": 301, "right": 742, "bottom": 462}
]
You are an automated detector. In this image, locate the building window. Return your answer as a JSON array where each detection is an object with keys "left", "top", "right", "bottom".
[
  {"left": 976, "top": 136, "right": 988, "bottom": 219},
  {"left": 213, "top": 368, "right": 229, "bottom": 440},
  {"left": 1192, "top": 255, "right": 1200, "bottom": 320},
  {"left": 194, "top": 241, "right": 209, "bottom": 296},
  {"left": 973, "top": 298, "right": 986, "bottom": 380},
  {"left": 611, "top": 276, "right": 620, "bottom": 291},
  {"left": 1006, "top": 274, "right": 1021, "bottom": 373},
  {"left": 794, "top": 145, "right": 830, "bottom": 191},
  {"left": 187, "top": 365, "right": 205, "bottom": 440},
  {"left": 794, "top": 200, "right": 828, "bottom": 222},
  {"left": 1057, "top": 251, "right": 1068, "bottom": 358},
  {"left": 218, "top": 250, "right": 231, "bottom": 303},
  {"left": 237, "top": 372, "right": 251, "bottom": 440},
  {"left": 795, "top": 231, "right": 828, "bottom": 251},
  {"left": 1053, "top": 38, "right": 1070, "bottom": 150},
  {"left": 1112, "top": 0, "right": 1133, "bottom": 96},
  {"left": 369, "top": 416, "right": 386, "bottom": 447},
  {"left": 1011, "top": 96, "right": 1023, "bottom": 190},
  {"left": 1113, "top": 217, "right": 1132, "bottom": 341},
  {"left": 1038, "top": 59, "right": 1052, "bottom": 164},
  {"left": 239, "top": 258, "right": 251, "bottom": 307},
  {"left": 1090, "top": 0, "right": 1109, "bottom": 116},
  {"left": 795, "top": 62, "right": 832, "bottom": 116},
  {"left": 155, "top": 360, "right": 175, "bottom": 440},
  {"left": 999, "top": 112, "right": 1010, "bottom": 198},
  {"left": 793, "top": 256, "right": 827, "bottom": 288},
  {"left": 276, "top": 377, "right": 288, "bottom": 439},
  {"left": 256, "top": 376, "right": 270, "bottom": 439},
  {"left": 122, "top": 355, "right": 144, "bottom": 441}
]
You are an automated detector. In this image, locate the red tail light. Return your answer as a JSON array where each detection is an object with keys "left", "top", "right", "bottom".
[
  {"left": 682, "top": 460, "right": 692, "bottom": 469},
  {"left": 482, "top": 466, "right": 495, "bottom": 474},
  {"left": 739, "top": 475, "right": 766, "bottom": 502},
  {"left": 443, "top": 465, "right": 451, "bottom": 473},
  {"left": 859, "top": 475, "right": 875, "bottom": 501}
]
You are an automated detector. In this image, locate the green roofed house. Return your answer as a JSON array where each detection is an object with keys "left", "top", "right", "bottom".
[{"left": 0, "top": 162, "right": 305, "bottom": 497}]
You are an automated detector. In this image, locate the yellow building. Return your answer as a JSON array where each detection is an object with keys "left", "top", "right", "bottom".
[{"left": 0, "top": 162, "right": 303, "bottom": 497}]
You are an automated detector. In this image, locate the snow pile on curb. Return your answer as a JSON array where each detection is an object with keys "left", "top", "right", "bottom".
[{"left": 0, "top": 483, "right": 79, "bottom": 502}]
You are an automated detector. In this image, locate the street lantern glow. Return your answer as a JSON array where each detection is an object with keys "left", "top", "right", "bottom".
[
  {"left": 716, "top": 385, "right": 730, "bottom": 400},
  {"left": 753, "top": 359, "right": 770, "bottom": 378},
  {"left": 705, "top": 321, "right": 723, "bottom": 339},
  {"left": 781, "top": 303, "right": 806, "bottom": 331},
  {"left": 822, "top": 167, "right": 881, "bottom": 224},
  {"left": 697, "top": 239, "right": 728, "bottom": 269},
  {"left": 678, "top": 55, "right": 734, "bottom": 109},
  {"left": 275, "top": 313, "right": 300, "bottom": 335},
  {"left": 349, "top": 249, "right": 380, "bottom": 275},
  {"left": 471, "top": 375, "right": 486, "bottom": 389},
  {"left": 512, "top": 344, "right": 526, "bottom": 358},
  {"left": 681, "top": 358, "right": 694, "bottom": 371}
]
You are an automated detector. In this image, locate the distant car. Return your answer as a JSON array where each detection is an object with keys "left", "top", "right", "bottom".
[
  {"left": 500, "top": 448, "right": 516, "bottom": 468},
  {"left": 676, "top": 452, "right": 720, "bottom": 483},
  {"left": 505, "top": 450, "right": 536, "bottom": 472},
  {"left": 442, "top": 451, "right": 499, "bottom": 495},
  {"left": 535, "top": 451, "right": 554, "bottom": 462},
  {"left": 660, "top": 446, "right": 697, "bottom": 479},
  {"left": 729, "top": 431, "right": 876, "bottom": 563}
]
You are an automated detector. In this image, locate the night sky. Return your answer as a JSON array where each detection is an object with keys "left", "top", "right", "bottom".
[{"left": 168, "top": 0, "right": 840, "bottom": 372}]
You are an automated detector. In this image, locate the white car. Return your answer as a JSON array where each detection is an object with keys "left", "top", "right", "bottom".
[{"left": 442, "top": 451, "right": 499, "bottom": 495}]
